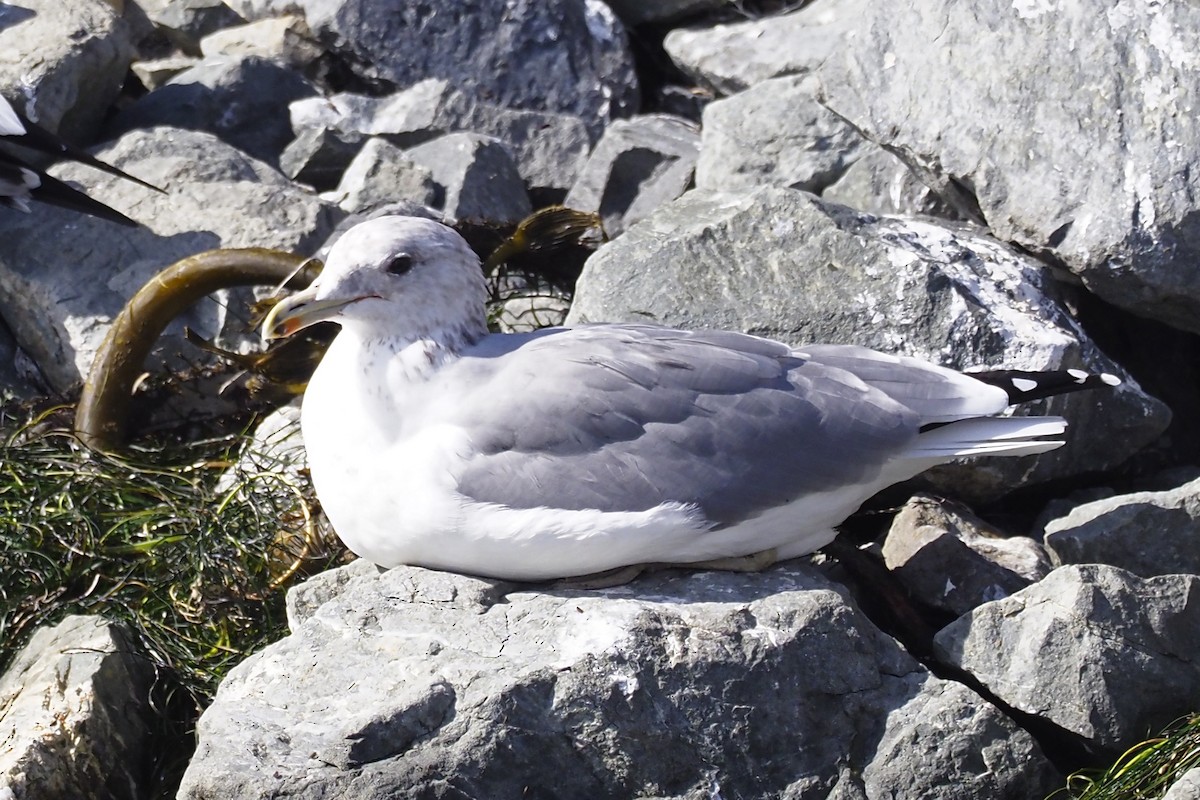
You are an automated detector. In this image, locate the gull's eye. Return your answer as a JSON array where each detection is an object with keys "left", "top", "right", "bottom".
[{"left": 384, "top": 253, "right": 414, "bottom": 276}]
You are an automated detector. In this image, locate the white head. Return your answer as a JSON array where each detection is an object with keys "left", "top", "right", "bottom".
[{"left": 263, "top": 215, "right": 488, "bottom": 350}]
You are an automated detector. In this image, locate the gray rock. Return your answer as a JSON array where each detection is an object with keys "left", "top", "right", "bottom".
[
  {"left": 290, "top": 80, "right": 592, "bottom": 200},
  {"left": 137, "top": 0, "right": 247, "bottom": 47},
  {"left": 406, "top": 133, "right": 531, "bottom": 226},
  {"left": 130, "top": 55, "right": 202, "bottom": 91},
  {"left": 565, "top": 114, "right": 700, "bottom": 237},
  {"left": 329, "top": 137, "right": 438, "bottom": 214},
  {"left": 222, "top": 0, "right": 304, "bottom": 19},
  {"left": 0, "top": 317, "right": 44, "bottom": 402},
  {"left": 0, "top": 0, "right": 136, "bottom": 141},
  {"left": 109, "top": 55, "right": 319, "bottom": 166},
  {"left": 934, "top": 564, "right": 1200, "bottom": 752},
  {"left": 823, "top": 146, "right": 961, "bottom": 219},
  {"left": 695, "top": 74, "right": 866, "bottom": 195},
  {"left": 1163, "top": 768, "right": 1200, "bottom": 800},
  {"left": 664, "top": 0, "right": 867, "bottom": 95},
  {"left": 0, "top": 127, "right": 339, "bottom": 391},
  {"left": 566, "top": 186, "right": 1169, "bottom": 497},
  {"left": 199, "top": 14, "right": 323, "bottom": 69},
  {"left": 178, "top": 563, "right": 1055, "bottom": 799},
  {"left": 883, "top": 494, "right": 1052, "bottom": 617},
  {"left": 819, "top": 0, "right": 1200, "bottom": 334},
  {"left": 294, "top": 0, "right": 638, "bottom": 135},
  {"left": 0, "top": 615, "right": 154, "bottom": 800},
  {"left": 279, "top": 125, "right": 365, "bottom": 190},
  {"left": 1043, "top": 476, "right": 1200, "bottom": 578}
]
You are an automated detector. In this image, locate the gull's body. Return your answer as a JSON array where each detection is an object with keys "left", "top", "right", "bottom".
[{"left": 265, "top": 216, "right": 1112, "bottom": 581}]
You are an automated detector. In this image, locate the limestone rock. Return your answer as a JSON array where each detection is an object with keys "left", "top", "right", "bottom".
[
  {"left": 137, "top": 0, "right": 246, "bottom": 46},
  {"left": 1043, "top": 476, "right": 1200, "bottom": 578},
  {"left": 883, "top": 495, "right": 1052, "bottom": 617},
  {"left": 406, "top": 133, "right": 531, "bottom": 226},
  {"left": 289, "top": 80, "right": 592, "bottom": 200},
  {"left": 934, "top": 564, "right": 1200, "bottom": 752},
  {"left": 199, "top": 14, "right": 323, "bottom": 69},
  {"left": 330, "top": 137, "right": 437, "bottom": 215},
  {"left": 565, "top": 114, "right": 700, "bottom": 237},
  {"left": 109, "top": 55, "right": 319, "bottom": 166},
  {"left": 0, "top": 0, "right": 136, "bottom": 141},
  {"left": 695, "top": 74, "right": 865, "bottom": 195},
  {"left": 819, "top": 0, "right": 1200, "bottom": 334},
  {"left": 1163, "top": 768, "right": 1200, "bottom": 800},
  {"left": 664, "top": 0, "right": 867, "bottom": 95},
  {"left": 0, "top": 616, "right": 154, "bottom": 800},
  {"left": 292, "top": 0, "right": 638, "bottom": 135},
  {"left": 279, "top": 125, "right": 365, "bottom": 190},
  {"left": 178, "top": 563, "right": 1055, "bottom": 799},
  {"left": 566, "top": 186, "right": 1169, "bottom": 497},
  {"left": 0, "top": 127, "right": 339, "bottom": 391},
  {"left": 822, "top": 146, "right": 961, "bottom": 219}
]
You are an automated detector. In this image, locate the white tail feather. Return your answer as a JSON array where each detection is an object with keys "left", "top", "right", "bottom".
[{"left": 910, "top": 416, "right": 1067, "bottom": 458}]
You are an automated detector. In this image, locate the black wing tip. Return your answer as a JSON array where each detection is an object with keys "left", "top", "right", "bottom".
[{"left": 970, "top": 368, "right": 1122, "bottom": 405}]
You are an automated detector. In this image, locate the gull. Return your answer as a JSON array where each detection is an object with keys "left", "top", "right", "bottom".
[
  {"left": 263, "top": 215, "right": 1118, "bottom": 582},
  {"left": 1, "top": 95, "right": 160, "bottom": 226}
]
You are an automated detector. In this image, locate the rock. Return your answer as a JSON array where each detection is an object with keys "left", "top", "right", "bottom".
[
  {"left": 406, "top": 133, "right": 531, "bottom": 226},
  {"left": 279, "top": 125, "right": 365, "bottom": 190},
  {"left": 883, "top": 494, "right": 1052, "bottom": 617},
  {"left": 566, "top": 186, "right": 1169, "bottom": 497},
  {"left": 293, "top": 0, "right": 638, "bottom": 135},
  {"left": 0, "top": 318, "right": 44, "bottom": 402},
  {"left": 934, "top": 564, "right": 1200, "bottom": 753},
  {"left": 0, "top": 0, "right": 136, "bottom": 141},
  {"left": 130, "top": 55, "right": 202, "bottom": 91},
  {"left": 823, "top": 146, "right": 961, "bottom": 219},
  {"left": 329, "top": 137, "right": 438, "bottom": 214},
  {"left": 178, "top": 563, "right": 1055, "bottom": 799},
  {"left": 1043, "top": 476, "right": 1200, "bottom": 578},
  {"left": 694, "top": 74, "right": 865, "bottom": 195},
  {"left": 604, "top": 0, "right": 727, "bottom": 26},
  {"left": 222, "top": 0, "right": 303, "bottom": 20},
  {"left": 137, "top": 0, "right": 246, "bottom": 48},
  {"left": 289, "top": 80, "right": 592, "bottom": 201},
  {"left": 0, "top": 127, "right": 339, "bottom": 392},
  {"left": 0, "top": 615, "right": 154, "bottom": 800},
  {"left": 108, "top": 55, "right": 319, "bottom": 166},
  {"left": 564, "top": 114, "right": 700, "bottom": 237},
  {"left": 663, "top": 0, "right": 867, "bottom": 95},
  {"left": 199, "top": 14, "right": 323, "bottom": 69},
  {"left": 819, "top": 0, "right": 1200, "bottom": 335},
  {"left": 1163, "top": 768, "right": 1200, "bottom": 800}
]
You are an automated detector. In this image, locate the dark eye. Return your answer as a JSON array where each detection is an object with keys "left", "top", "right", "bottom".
[{"left": 384, "top": 253, "right": 413, "bottom": 275}]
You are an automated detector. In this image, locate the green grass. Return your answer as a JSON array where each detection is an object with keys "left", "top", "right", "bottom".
[
  {"left": 0, "top": 406, "right": 343, "bottom": 794},
  {"left": 1050, "top": 714, "right": 1200, "bottom": 800}
]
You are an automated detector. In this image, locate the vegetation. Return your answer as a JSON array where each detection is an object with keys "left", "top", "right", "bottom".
[
  {"left": 1051, "top": 714, "right": 1200, "bottom": 800},
  {"left": 0, "top": 406, "right": 342, "bottom": 793}
]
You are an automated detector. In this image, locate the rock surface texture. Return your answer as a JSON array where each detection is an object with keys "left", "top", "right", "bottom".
[
  {"left": 1, "top": 0, "right": 1198, "bottom": 798},
  {"left": 819, "top": 0, "right": 1200, "bottom": 334},
  {"left": 177, "top": 563, "right": 1057, "bottom": 800},
  {"left": 0, "top": 616, "right": 154, "bottom": 800}
]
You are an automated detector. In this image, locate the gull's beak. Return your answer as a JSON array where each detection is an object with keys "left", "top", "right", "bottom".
[{"left": 263, "top": 288, "right": 361, "bottom": 341}]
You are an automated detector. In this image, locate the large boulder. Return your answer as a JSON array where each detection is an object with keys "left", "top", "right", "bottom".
[
  {"left": 177, "top": 562, "right": 1057, "bottom": 799},
  {"left": 566, "top": 186, "right": 1169, "bottom": 497},
  {"left": 819, "top": 0, "right": 1200, "bottom": 334},
  {"left": 288, "top": 0, "right": 638, "bottom": 136},
  {"left": 1043, "top": 476, "right": 1200, "bottom": 578},
  {"left": 0, "top": 0, "right": 136, "bottom": 141},
  {"left": 0, "top": 616, "right": 155, "bottom": 800},
  {"left": 934, "top": 565, "right": 1200, "bottom": 753}
]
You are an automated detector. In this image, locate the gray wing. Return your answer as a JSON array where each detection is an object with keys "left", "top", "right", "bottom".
[{"left": 447, "top": 325, "right": 921, "bottom": 526}]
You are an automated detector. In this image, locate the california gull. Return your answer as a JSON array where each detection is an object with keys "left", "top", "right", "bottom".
[{"left": 263, "top": 215, "right": 1117, "bottom": 581}]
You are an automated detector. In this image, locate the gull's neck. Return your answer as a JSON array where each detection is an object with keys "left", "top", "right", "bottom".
[{"left": 349, "top": 317, "right": 488, "bottom": 383}]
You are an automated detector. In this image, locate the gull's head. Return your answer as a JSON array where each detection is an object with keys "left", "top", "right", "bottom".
[{"left": 263, "top": 215, "right": 487, "bottom": 347}]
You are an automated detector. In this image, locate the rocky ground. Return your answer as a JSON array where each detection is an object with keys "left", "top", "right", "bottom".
[{"left": 1, "top": 0, "right": 1199, "bottom": 799}]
